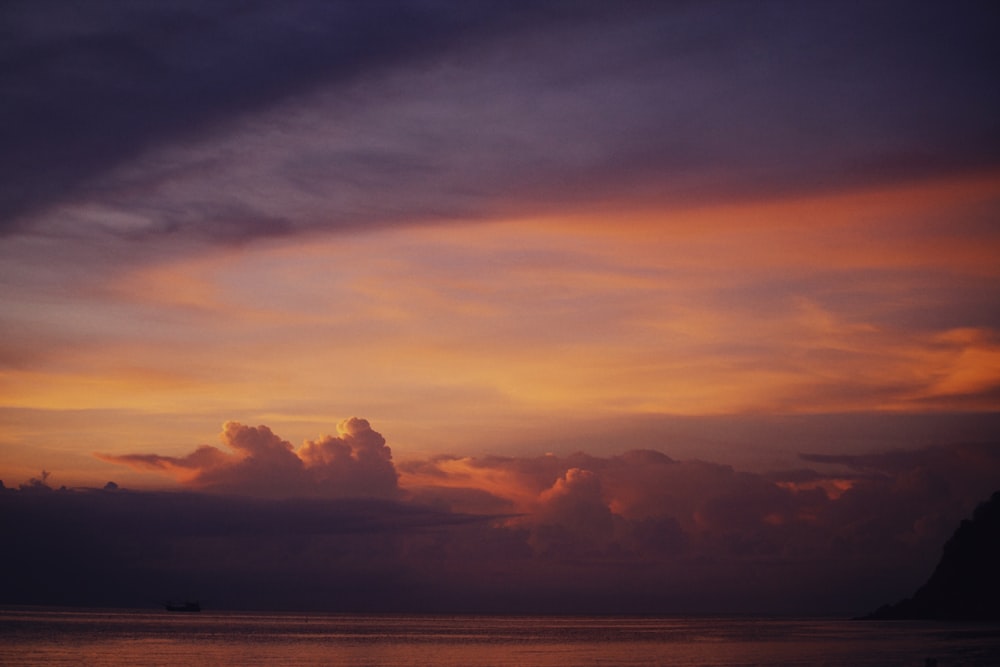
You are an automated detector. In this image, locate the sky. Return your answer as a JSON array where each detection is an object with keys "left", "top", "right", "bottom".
[{"left": 2, "top": 0, "right": 1000, "bottom": 614}]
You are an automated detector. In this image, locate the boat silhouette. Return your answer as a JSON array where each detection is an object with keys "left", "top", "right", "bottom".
[{"left": 161, "top": 600, "right": 201, "bottom": 612}]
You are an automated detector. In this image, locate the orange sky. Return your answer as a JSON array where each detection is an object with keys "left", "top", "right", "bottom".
[
  {"left": 4, "top": 2, "right": 1000, "bottom": 616},
  {"left": 3, "top": 171, "right": 999, "bottom": 488},
  {"left": 2, "top": 0, "right": 999, "bottom": 493}
]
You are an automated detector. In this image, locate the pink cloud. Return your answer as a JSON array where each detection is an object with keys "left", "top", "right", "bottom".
[
  {"left": 98, "top": 418, "right": 398, "bottom": 499},
  {"left": 94, "top": 417, "right": 1000, "bottom": 612},
  {"left": 526, "top": 468, "right": 616, "bottom": 555},
  {"left": 404, "top": 440, "right": 1000, "bottom": 574},
  {"left": 298, "top": 418, "right": 398, "bottom": 498}
]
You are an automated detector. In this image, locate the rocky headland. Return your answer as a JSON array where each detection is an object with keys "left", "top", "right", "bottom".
[{"left": 863, "top": 491, "right": 1000, "bottom": 621}]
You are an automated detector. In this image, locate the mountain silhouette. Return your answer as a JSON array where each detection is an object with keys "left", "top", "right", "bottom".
[{"left": 863, "top": 491, "right": 1000, "bottom": 620}]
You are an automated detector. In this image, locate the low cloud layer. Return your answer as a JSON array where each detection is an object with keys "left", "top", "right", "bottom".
[
  {"left": 402, "top": 440, "right": 1000, "bottom": 574},
  {"left": 6, "top": 417, "right": 993, "bottom": 614}
]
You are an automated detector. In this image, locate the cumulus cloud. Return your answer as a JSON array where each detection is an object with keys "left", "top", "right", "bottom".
[
  {"left": 404, "top": 442, "right": 1000, "bottom": 570},
  {"left": 527, "top": 468, "right": 615, "bottom": 555},
  {"left": 83, "top": 421, "right": 1000, "bottom": 613},
  {"left": 100, "top": 419, "right": 1000, "bottom": 569},
  {"left": 298, "top": 418, "right": 398, "bottom": 497},
  {"left": 411, "top": 440, "right": 999, "bottom": 612},
  {"left": 98, "top": 418, "right": 398, "bottom": 499}
]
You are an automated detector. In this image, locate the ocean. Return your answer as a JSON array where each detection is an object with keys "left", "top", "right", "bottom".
[{"left": 2, "top": 608, "right": 999, "bottom": 666}]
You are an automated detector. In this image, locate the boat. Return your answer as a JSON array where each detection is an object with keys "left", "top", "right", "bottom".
[{"left": 162, "top": 600, "right": 201, "bottom": 612}]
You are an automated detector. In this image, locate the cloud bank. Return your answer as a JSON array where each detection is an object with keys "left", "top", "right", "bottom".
[{"left": 7, "top": 417, "right": 996, "bottom": 614}]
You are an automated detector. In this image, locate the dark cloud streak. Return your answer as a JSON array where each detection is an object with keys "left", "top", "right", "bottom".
[
  {"left": 3, "top": 1, "right": 998, "bottom": 244},
  {"left": 0, "top": 0, "right": 623, "bottom": 233}
]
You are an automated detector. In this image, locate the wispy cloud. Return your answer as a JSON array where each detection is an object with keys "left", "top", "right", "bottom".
[
  {"left": 2, "top": 0, "right": 619, "bottom": 232},
  {"left": 5, "top": 175, "right": 999, "bottom": 457},
  {"left": 4, "top": 2, "right": 998, "bottom": 245}
]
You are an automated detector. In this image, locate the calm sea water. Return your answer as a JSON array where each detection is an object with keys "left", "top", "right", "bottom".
[{"left": 2, "top": 608, "right": 999, "bottom": 666}]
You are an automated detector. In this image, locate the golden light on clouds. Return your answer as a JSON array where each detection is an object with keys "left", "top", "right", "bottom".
[
  {"left": 8, "top": 173, "right": 997, "bottom": 436},
  {"left": 6, "top": 3, "right": 1000, "bottom": 619}
]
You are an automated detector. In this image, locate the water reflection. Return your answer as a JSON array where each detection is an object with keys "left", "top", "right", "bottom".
[{"left": 2, "top": 608, "right": 999, "bottom": 666}]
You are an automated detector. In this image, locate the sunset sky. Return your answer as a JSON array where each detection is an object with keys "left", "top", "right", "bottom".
[{"left": 3, "top": 1, "right": 1000, "bottom": 614}]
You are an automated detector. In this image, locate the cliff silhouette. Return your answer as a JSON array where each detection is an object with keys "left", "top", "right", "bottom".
[{"left": 864, "top": 491, "right": 1000, "bottom": 621}]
